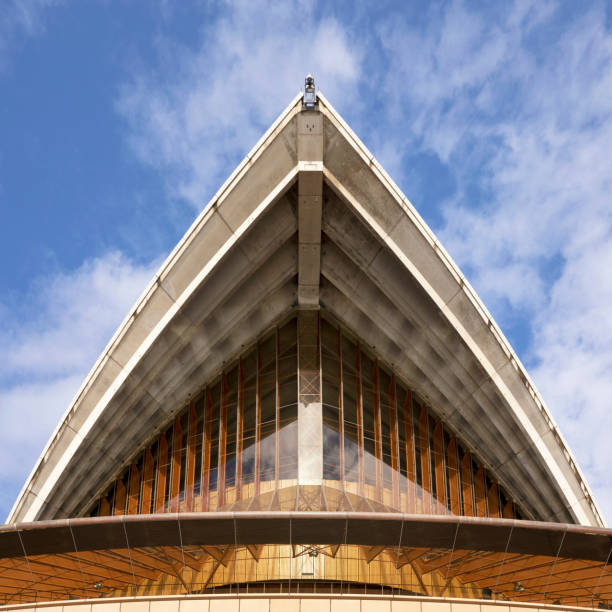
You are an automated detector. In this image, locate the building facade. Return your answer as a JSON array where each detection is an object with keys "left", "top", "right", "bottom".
[{"left": 1, "top": 85, "right": 610, "bottom": 612}]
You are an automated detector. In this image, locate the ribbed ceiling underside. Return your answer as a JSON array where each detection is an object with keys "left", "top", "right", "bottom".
[
  {"left": 11, "top": 94, "right": 601, "bottom": 528},
  {"left": 48, "top": 192, "right": 300, "bottom": 519},
  {"left": 39, "top": 184, "right": 574, "bottom": 524}
]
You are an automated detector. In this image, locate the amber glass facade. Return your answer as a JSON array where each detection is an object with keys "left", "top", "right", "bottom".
[
  {"left": 4, "top": 514, "right": 612, "bottom": 606},
  {"left": 89, "top": 313, "right": 523, "bottom": 520}
]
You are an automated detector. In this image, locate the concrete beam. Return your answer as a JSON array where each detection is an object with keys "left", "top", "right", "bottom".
[
  {"left": 297, "top": 111, "right": 323, "bottom": 307},
  {"left": 297, "top": 311, "right": 323, "bottom": 485}
]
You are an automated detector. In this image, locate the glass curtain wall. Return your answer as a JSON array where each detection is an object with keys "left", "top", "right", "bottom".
[
  {"left": 91, "top": 318, "right": 298, "bottom": 516},
  {"left": 88, "top": 313, "right": 523, "bottom": 520},
  {"left": 320, "top": 317, "right": 520, "bottom": 518}
]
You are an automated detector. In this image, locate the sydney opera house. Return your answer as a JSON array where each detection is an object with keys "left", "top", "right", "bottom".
[{"left": 1, "top": 80, "right": 611, "bottom": 612}]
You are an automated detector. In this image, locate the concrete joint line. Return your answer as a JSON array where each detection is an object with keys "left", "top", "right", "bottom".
[{"left": 297, "top": 161, "right": 323, "bottom": 307}]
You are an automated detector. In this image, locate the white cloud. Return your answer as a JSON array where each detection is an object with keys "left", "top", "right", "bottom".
[
  {"left": 116, "top": 0, "right": 362, "bottom": 209},
  {"left": 1, "top": 253, "right": 157, "bottom": 379},
  {"left": 0, "top": 375, "right": 82, "bottom": 508},
  {"left": 0, "top": 252, "right": 159, "bottom": 520},
  {"left": 532, "top": 242, "right": 612, "bottom": 519},
  {"left": 375, "top": 1, "right": 612, "bottom": 522},
  {"left": 0, "top": 0, "right": 60, "bottom": 71}
]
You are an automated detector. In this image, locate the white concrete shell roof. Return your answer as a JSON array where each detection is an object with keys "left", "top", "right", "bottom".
[{"left": 8, "top": 92, "right": 604, "bottom": 527}]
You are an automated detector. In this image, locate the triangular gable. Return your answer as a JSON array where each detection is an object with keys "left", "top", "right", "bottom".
[{"left": 9, "top": 92, "right": 603, "bottom": 528}]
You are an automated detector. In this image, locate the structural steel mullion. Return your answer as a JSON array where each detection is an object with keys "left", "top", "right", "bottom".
[
  {"left": 275, "top": 327, "right": 280, "bottom": 486},
  {"left": 236, "top": 358, "right": 244, "bottom": 501},
  {"left": 169, "top": 417, "right": 182, "bottom": 512},
  {"left": 141, "top": 447, "right": 154, "bottom": 514},
  {"left": 218, "top": 373, "right": 228, "bottom": 508},
  {"left": 137, "top": 457, "right": 144, "bottom": 514},
  {"left": 337, "top": 326, "right": 344, "bottom": 484},
  {"left": 389, "top": 374, "right": 400, "bottom": 509},
  {"left": 155, "top": 432, "right": 168, "bottom": 512},
  {"left": 297, "top": 310, "right": 323, "bottom": 486},
  {"left": 317, "top": 311, "right": 323, "bottom": 483},
  {"left": 99, "top": 496, "right": 110, "bottom": 516},
  {"left": 404, "top": 391, "right": 416, "bottom": 513},
  {"left": 373, "top": 360, "right": 383, "bottom": 503},
  {"left": 460, "top": 449, "right": 475, "bottom": 516},
  {"left": 201, "top": 388, "right": 212, "bottom": 512},
  {"left": 113, "top": 479, "right": 126, "bottom": 516},
  {"left": 446, "top": 437, "right": 461, "bottom": 515},
  {"left": 488, "top": 482, "right": 501, "bottom": 518},
  {"left": 419, "top": 405, "right": 432, "bottom": 513},
  {"left": 356, "top": 342, "right": 364, "bottom": 497},
  {"left": 433, "top": 421, "right": 446, "bottom": 510},
  {"left": 185, "top": 402, "right": 197, "bottom": 511},
  {"left": 474, "top": 466, "right": 488, "bottom": 517},
  {"left": 127, "top": 463, "right": 139, "bottom": 515},
  {"left": 255, "top": 341, "right": 262, "bottom": 496}
]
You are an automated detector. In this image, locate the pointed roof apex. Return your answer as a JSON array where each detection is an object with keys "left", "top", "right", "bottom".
[
  {"left": 303, "top": 74, "right": 316, "bottom": 109},
  {"left": 8, "top": 92, "right": 604, "bottom": 528}
]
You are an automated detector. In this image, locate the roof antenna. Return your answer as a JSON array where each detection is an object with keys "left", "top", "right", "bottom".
[{"left": 303, "top": 74, "right": 317, "bottom": 109}]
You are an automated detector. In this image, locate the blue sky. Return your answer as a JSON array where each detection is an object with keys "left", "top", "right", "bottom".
[{"left": 1, "top": 0, "right": 612, "bottom": 523}]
